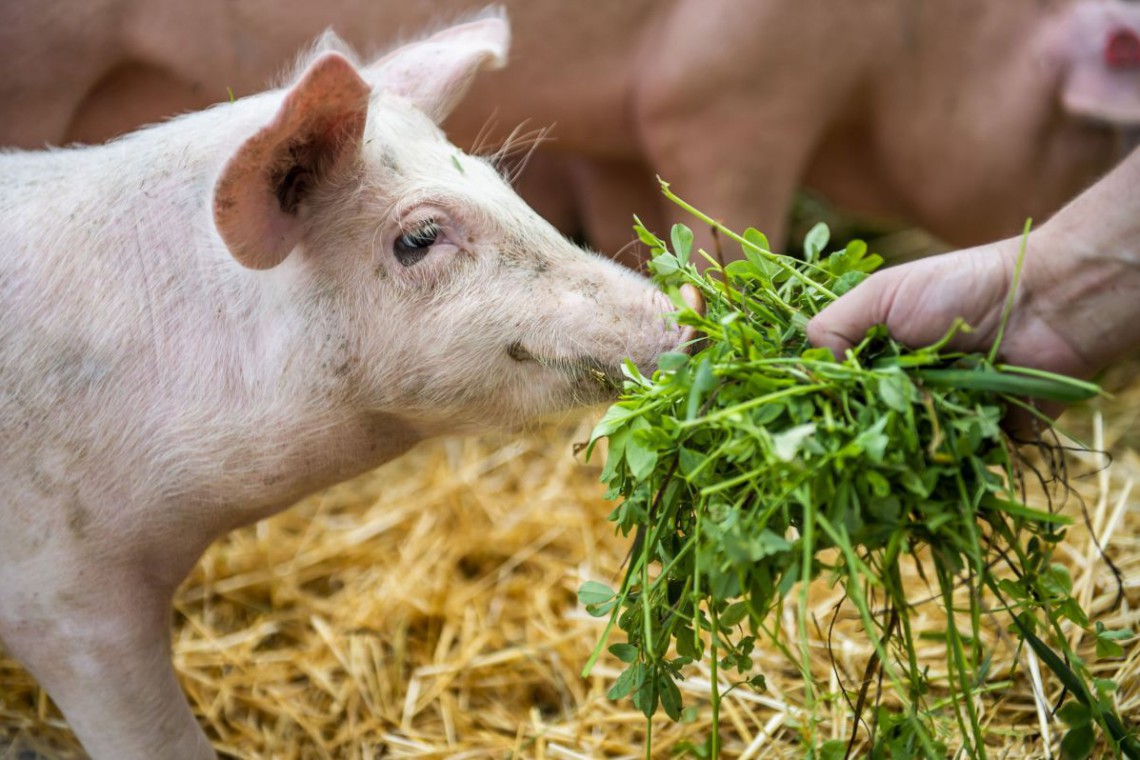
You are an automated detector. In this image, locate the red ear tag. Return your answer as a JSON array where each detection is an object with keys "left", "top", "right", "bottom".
[{"left": 1106, "top": 28, "right": 1140, "bottom": 69}]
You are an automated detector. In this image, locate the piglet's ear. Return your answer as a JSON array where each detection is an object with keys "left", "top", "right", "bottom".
[
  {"left": 1054, "top": 6, "right": 1140, "bottom": 125},
  {"left": 214, "top": 52, "right": 370, "bottom": 269},
  {"left": 364, "top": 13, "right": 509, "bottom": 124}
]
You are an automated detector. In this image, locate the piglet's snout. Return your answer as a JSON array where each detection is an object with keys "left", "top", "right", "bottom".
[{"left": 632, "top": 283, "right": 705, "bottom": 376}]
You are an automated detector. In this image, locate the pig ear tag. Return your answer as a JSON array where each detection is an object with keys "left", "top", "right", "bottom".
[
  {"left": 1106, "top": 28, "right": 1140, "bottom": 70},
  {"left": 214, "top": 52, "right": 370, "bottom": 270}
]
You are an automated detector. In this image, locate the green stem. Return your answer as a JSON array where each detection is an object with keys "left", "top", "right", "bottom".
[
  {"left": 994, "top": 364, "right": 1103, "bottom": 396},
  {"left": 800, "top": 486, "right": 817, "bottom": 737},
  {"left": 989, "top": 218, "right": 1032, "bottom": 363},
  {"left": 936, "top": 562, "right": 987, "bottom": 759},
  {"left": 682, "top": 383, "right": 829, "bottom": 428},
  {"left": 581, "top": 556, "right": 641, "bottom": 678},
  {"left": 815, "top": 514, "right": 940, "bottom": 758},
  {"left": 660, "top": 180, "right": 840, "bottom": 300},
  {"left": 710, "top": 604, "right": 721, "bottom": 758},
  {"left": 641, "top": 507, "right": 655, "bottom": 760}
]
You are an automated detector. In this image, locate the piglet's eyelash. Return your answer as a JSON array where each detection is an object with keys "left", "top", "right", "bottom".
[
  {"left": 397, "top": 220, "right": 440, "bottom": 249},
  {"left": 393, "top": 219, "right": 440, "bottom": 266}
]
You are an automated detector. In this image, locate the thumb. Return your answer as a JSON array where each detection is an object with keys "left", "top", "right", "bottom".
[{"left": 807, "top": 269, "right": 899, "bottom": 355}]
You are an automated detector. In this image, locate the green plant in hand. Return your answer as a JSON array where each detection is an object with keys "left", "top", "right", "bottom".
[{"left": 579, "top": 182, "right": 1136, "bottom": 759}]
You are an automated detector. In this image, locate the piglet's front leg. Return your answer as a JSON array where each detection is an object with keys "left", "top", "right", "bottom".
[{"left": 0, "top": 545, "right": 216, "bottom": 760}]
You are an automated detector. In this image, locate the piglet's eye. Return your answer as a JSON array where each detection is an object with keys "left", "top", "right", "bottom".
[{"left": 394, "top": 221, "right": 440, "bottom": 266}]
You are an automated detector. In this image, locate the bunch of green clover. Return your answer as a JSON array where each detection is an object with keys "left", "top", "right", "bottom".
[{"left": 579, "top": 184, "right": 1135, "bottom": 759}]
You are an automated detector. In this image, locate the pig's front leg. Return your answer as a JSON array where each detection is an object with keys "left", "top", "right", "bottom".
[
  {"left": 638, "top": 102, "right": 808, "bottom": 256},
  {"left": 635, "top": 1, "right": 865, "bottom": 258},
  {"left": 564, "top": 155, "right": 666, "bottom": 268},
  {"left": 0, "top": 549, "right": 215, "bottom": 759}
]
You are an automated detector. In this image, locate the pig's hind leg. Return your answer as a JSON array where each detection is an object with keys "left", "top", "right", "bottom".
[{"left": 0, "top": 550, "right": 216, "bottom": 760}]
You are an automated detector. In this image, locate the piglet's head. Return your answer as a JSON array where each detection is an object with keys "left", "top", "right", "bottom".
[{"left": 211, "top": 12, "right": 694, "bottom": 435}]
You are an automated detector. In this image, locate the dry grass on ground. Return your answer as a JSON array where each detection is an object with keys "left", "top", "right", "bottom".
[{"left": 3, "top": 372, "right": 1140, "bottom": 759}]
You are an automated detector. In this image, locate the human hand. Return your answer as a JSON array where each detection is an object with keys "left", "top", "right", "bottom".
[
  {"left": 808, "top": 226, "right": 1139, "bottom": 385},
  {"left": 807, "top": 145, "right": 1140, "bottom": 429}
]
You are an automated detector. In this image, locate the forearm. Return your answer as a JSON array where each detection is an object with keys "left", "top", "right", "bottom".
[
  {"left": 1045, "top": 146, "right": 1140, "bottom": 267},
  {"left": 1028, "top": 146, "right": 1140, "bottom": 372}
]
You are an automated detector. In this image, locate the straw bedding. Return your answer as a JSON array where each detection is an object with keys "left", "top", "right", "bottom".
[{"left": 2, "top": 372, "right": 1139, "bottom": 759}]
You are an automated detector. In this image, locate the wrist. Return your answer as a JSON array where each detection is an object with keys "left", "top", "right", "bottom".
[
  {"left": 1036, "top": 217, "right": 1140, "bottom": 297},
  {"left": 1021, "top": 222, "right": 1140, "bottom": 375}
]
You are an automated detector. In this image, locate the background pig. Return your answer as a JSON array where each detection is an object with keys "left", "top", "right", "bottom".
[
  {"left": 1, "top": 1, "right": 1139, "bottom": 261},
  {"left": 0, "top": 15, "right": 694, "bottom": 760}
]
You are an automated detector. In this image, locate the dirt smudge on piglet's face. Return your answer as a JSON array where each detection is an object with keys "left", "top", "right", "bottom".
[
  {"left": 379, "top": 146, "right": 401, "bottom": 174},
  {"left": 66, "top": 498, "right": 91, "bottom": 540},
  {"left": 498, "top": 234, "right": 551, "bottom": 275}
]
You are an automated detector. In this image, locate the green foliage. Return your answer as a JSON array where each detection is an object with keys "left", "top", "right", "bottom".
[{"left": 581, "top": 184, "right": 1136, "bottom": 758}]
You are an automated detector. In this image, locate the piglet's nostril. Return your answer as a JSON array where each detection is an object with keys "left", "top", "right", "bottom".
[{"left": 507, "top": 342, "right": 534, "bottom": 362}]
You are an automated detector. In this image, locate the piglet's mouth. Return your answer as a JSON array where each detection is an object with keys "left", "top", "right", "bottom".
[{"left": 507, "top": 342, "right": 622, "bottom": 392}]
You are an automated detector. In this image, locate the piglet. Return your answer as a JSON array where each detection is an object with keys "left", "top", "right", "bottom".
[{"left": 0, "top": 13, "right": 697, "bottom": 759}]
